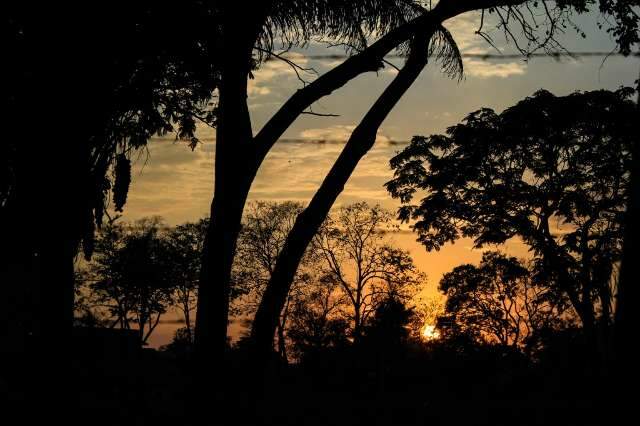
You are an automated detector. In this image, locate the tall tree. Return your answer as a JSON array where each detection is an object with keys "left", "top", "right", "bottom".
[
  {"left": 386, "top": 88, "right": 635, "bottom": 345},
  {"left": 614, "top": 72, "right": 640, "bottom": 367},
  {"left": 194, "top": 0, "right": 431, "bottom": 363},
  {"left": 1, "top": 1, "right": 220, "bottom": 355}
]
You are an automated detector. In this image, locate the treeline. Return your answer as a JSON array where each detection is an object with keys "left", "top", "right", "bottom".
[{"left": 75, "top": 202, "right": 427, "bottom": 363}]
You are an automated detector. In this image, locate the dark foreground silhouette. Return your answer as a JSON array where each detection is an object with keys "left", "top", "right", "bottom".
[{"left": 2, "top": 318, "right": 630, "bottom": 426}]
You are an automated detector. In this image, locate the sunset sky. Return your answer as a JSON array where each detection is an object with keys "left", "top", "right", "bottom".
[{"left": 119, "top": 10, "right": 639, "bottom": 347}]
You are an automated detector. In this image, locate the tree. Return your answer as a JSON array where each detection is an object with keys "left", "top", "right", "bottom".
[
  {"left": 410, "top": 297, "right": 445, "bottom": 341},
  {"left": 437, "top": 252, "right": 569, "bottom": 352},
  {"left": 195, "top": 0, "right": 436, "bottom": 363},
  {"left": 232, "top": 201, "right": 319, "bottom": 361},
  {"left": 84, "top": 218, "right": 175, "bottom": 346},
  {"left": 286, "top": 282, "right": 350, "bottom": 360},
  {"left": 614, "top": 73, "right": 640, "bottom": 367},
  {"left": 165, "top": 219, "right": 209, "bottom": 343},
  {"left": 362, "top": 296, "right": 417, "bottom": 349},
  {"left": 313, "top": 203, "right": 426, "bottom": 340},
  {"left": 386, "top": 88, "right": 635, "bottom": 345},
  {"left": 2, "top": 1, "right": 220, "bottom": 355},
  {"left": 160, "top": 327, "right": 197, "bottom": 358}
]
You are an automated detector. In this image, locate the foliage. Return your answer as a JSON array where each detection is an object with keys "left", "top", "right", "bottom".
[
  {"left": 437, "top": 252, "right": 570, "bottom": 352},
  {"left": 287, "top": 282, "right": 350, "bottom": 359},
  {"left": 597, "top": 0, "right": 640, "bottom": 55},
  {"left": 248, "top": 0, "right": 423, "bottom": 62},
  {"left": 159, "top": 327, "right": 195, "bottom": 358},
  {"left": 387, "top": 88, "right": 635, "bottom": 329},
  {"left": 165, "top": 219, "right": 209, "bottom": 340},
  {"left": 83, "top": 218, "right": 175, "bottom": 345},
  {"left": 362, "top": 296, "right": 417, "bottom": 347},
  {"left": 4, "top": 2, "right": 223, "bottom": 259},
  {"left": 233, "top": 201, "right": 312, "bottom": 307}
]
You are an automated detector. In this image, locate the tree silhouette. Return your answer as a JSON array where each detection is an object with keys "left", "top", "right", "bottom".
[
  {"left": 362, "top": 296, "right": 416, "bottom": 348},
  {"left": 286, "top": 283, "right": 349, "bottom": 360},
  {"left": 82, "top": 218, "right": 175, "bottom": 345},
  {"left": 614, "top": 74, "right": 640, "bottom": 368},
  {"left": 194, "top": 0, "right": 433, "bottom": 364},
  {"left": 232, "top": 201, "right": 320, "bottom": 361},
  {"left": 437, "top": 251, "right": 570, "bottom": 352},
  {"left": 311, "top": 203, "right": 426, "bottom": 340},
  {"left": 2, "top": 2, "right": 220, "bottom": 354},
  {"left": 165, "top": 219, "right": 209, "bottom": 343},
  {"left": 387, "top": 88, "right": 635, "bottom": 346}
]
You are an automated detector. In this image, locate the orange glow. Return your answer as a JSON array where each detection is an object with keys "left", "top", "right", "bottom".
[{"left": 422, "top": 324, "right": 440, "bottom": 341}]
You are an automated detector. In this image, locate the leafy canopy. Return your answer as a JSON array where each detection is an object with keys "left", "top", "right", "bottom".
[
  {"left": 438, "top": 251, "right": 569, "bottom": 350},
  {"left": 386, "top": 87, "right": 635, "bottom": 255},
  {"left": 386, "top": 88, "right": 634, "bottom": 327}
]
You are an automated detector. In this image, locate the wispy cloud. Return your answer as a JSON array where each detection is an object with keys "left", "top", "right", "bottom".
[
  {"left": 465, "top": 59, "right": 527, "bottom": 78},
  {"left": 299, "top": 125, "right": 392, "bottom": 142}
]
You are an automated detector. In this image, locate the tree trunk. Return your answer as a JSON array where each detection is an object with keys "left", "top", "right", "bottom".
[
  {"left": 276, "top": 323, "right": 287, "bottom": 363},
  {"left": 250, "top": 29, "right": 435, "bottom": 362},
  {"left": 184, "top": 301, "right": 193, "bottom": 343},
  {"left": 353, "top": 305, "right": 363, "bottom": 342},
  {"left": 194, "top": 26, "right": 256, "bottom": 365}
]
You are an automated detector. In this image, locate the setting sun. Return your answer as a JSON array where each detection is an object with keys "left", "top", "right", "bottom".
[{"left": 422, "top": 324, "right": 440, "bottom": 341}]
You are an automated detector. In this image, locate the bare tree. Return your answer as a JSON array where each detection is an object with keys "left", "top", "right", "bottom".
[
  {"left": 314, "top": 203, "right": 426, "bottom": 340},
  {"left": 165, "top": 219, "right": 209, "bottom": 342},
  {"left": 232, "top": 201, "right": 320, "bottom": 361}
]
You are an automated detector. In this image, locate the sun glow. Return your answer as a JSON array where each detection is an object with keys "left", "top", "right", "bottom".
[{"left": 422, "top": 324, "right": 440, "bottom": 341}]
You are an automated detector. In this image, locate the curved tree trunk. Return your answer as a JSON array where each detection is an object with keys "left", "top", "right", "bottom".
[{"left": 250, "top": 29, "right": 436, "bottom": 362}]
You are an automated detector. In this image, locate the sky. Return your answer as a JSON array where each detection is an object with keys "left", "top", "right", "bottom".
[{"left": 118, "top": 8, "right": 639, "bottom": 347}]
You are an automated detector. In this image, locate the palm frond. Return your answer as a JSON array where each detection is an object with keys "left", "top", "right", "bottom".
[
  {"left": 428, "top": 25, "right": 464, "bottom": 81},
  {"left": 255, "top": 0, "right": 424, "bottom": 62}
]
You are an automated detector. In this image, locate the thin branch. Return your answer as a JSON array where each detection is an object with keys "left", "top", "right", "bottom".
[{"left": 301, "top": 110, "right": 340, "bottom": 117}]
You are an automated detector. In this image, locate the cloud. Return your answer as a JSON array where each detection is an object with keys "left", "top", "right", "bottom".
[
  {"left": 247, "top": 82, "right": 272, "bottom": 96},
  {"left": 446, "top": 12, "right": 487, "bottom": 52},
  {"left": 299, "top": 125, "right": 391, "bottom": 143},
  {"left": 424, "top": 111, "right": 452, "bottom": 119},
  {"left": 299, "top": 124, "right": 356, "bottom": 140},
  {"left": 444, "top": 12, "right": 528, "bottom": 79},
  {"left": 465, "top": 59, "right": 527, "bottom": 78},
  {"left": 249, "top": 52, "right": 312, "bottom": 97}
]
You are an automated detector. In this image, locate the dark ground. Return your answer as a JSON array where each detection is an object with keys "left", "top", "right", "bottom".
[{"left": 2, "top": 341, "right": 628, "bottom": 426}]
